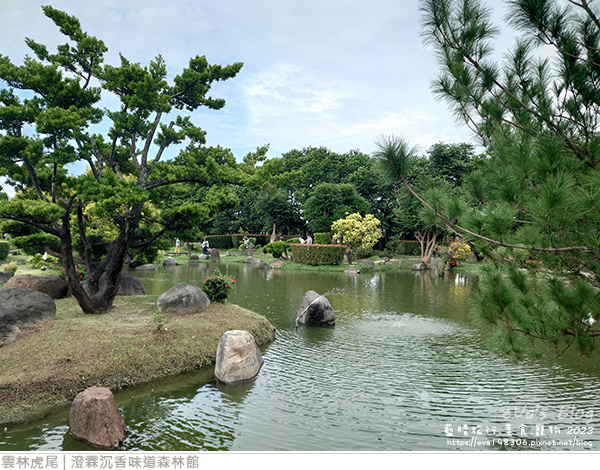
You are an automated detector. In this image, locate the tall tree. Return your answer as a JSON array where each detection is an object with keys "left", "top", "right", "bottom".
[
  {"left": 303, "top": 183, "right": 369, "bottom": 234},
  {"left": 414, "top": 0, "right": 600, "bottom": 357},
  {"left": 426, "top": 142, "right": 477, "bottom": 186},
  {"left": 374, "top": 135, "right": 464, "bottom": 263},
  {"left": 0, "top": 7, "right": 245, "bottom": 314}
]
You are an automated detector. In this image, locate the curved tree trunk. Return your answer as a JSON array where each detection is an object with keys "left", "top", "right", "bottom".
[{"left": 59, "top": 205, "right": 128, "bottom": 315}]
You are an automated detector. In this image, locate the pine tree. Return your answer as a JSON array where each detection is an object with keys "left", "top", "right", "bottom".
[
  {"left": 0, "top": 7, "right": 244, "bottom": 314},
  {"left": 412, "top": 0, "right": 600, "bottom": 358}
]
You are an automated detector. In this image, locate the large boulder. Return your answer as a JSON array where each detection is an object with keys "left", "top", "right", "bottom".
[
  {"left": 134, "top": 263, "right": 156, "bottom": 271},
  {"left": 81, "top": 273, "right": 146, "bottom": 297},
  {"left": 189, "top": 254, "right": 200, "bottom": 264},
  {"left": 69, "top": 387, "right": 126, "bottom": 449},
  {"left": 163, "top": 257, "right": 177, "bottom": 266},
  {"left": 244, "top": 256, "right": 269, "bottom": 269},
  {"left": 210, "top": 248, "right": 220, "bottom": 262},
  {"left": 156, "top": 283, "right": 210, "bottom": 315},
  {"left": 214, "top": 330, "right": 264, "bottom": 384},
  {"left": 116, "top": 273, "right": 146, "bottom": 296},
  {"left": 0, "top": 288, "right": 56, "bottom": 346},
  {"left": 296, "top": 290, "right": 335, "bottom": 327},
  {"left": 270, "top": 260, "right": 285, "bottom": 269},
  {"left": 3, "top": 274, "right": 68, "bottom": 299}
]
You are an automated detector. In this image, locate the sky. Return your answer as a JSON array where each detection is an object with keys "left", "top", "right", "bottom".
[{"left": 0, "top": 0, "right": 515, "bottom": 166}]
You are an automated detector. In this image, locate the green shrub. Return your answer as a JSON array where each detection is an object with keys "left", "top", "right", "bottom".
[
  {"left": 13, "top": 233, "right": 61, "bottom": 255},
  {"left": 0, "top": 241, "right": 8, "bottom": 261},
  {"left": 356, "top": 246, "right": 374, "bottom": 259},
  {"left": 314, "top": 232, "right": 330, "bottom": 244},
  {"left": 205, "top": 235, "right": 234, "bottom": 249},
  {"left": 202, "top": 268, "right": 236, "bottom": 302},
  {"left": 290, "top": 243, "right": 346, "bottom": 265},
  {"left": 2, "top": 262, "right": 17, "bottom": 275},
  {"left": 27, "top": 253, "right": 58, "bottom": 269},
  {"left": 263, "top": 241, "right": 288, "bottom": 258},
  {"left": 287, "top": 237, "right": 301, "bottom": 244}
]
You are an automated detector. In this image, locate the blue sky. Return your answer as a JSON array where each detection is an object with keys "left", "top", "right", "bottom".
[{"left": 0, "top": 0, "right": 514, "bottom": 169}]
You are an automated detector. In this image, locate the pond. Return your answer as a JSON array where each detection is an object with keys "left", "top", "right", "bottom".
[{"left": 1, "top": 261, "right": 599, "bottom": 451}]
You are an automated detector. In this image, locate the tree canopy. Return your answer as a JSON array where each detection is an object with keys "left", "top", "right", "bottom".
[
  {"left": 0, "top": 6, "right": 246, "bottom": 314},
  {"left": 416, "top": 0, "right": 600, "bottom": 357}
]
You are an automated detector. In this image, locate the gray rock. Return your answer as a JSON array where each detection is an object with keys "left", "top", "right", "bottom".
[
  {"left": 214, "top": 330, "right": 264, "bottom": 384},
  {"left": 3, "top": 274, "right": 68, "bottom": 299},
  {"left": 244, "top": 256, "right": 269, "bottom": 269},
  {"left": 345, "top": 267, "right": 360, "bottom": 275},
  {"left": 358, "top": 259, "right": 375, "bottom": 267},
  {"left": 163, "top": 257, "right": 177, "bottom": 266},
  {"left": 0, "top": 288, "right": 56, "bottom": 346},
  {"left": 82, "top": 273, "right": 146, "bottom": 297},
  {"left": 296, "top": 290, "right": 335, "bottom": 327},
  {"left": 199, "top": 254, "right": 210, "bottom": 260},
  {"left": 189, "top": 254, "right": 200, "bottom": 264},
  {"left": 210, "top": 248, "right": 220, "bottom": 262},
  {"left": 116, "top": 273, "right": 146, "bottom": 296},
  {"left": 428, "top": 257, "right": 444, "bottom": 270},
  {"left": 134, "top": 263, "right": 156, "bottom": 271},
  {"left": 0, "top": 271, "right": 13, "bottom": 283},
  {"left": 157, "top": 283, "right": 210, "bottom": 315},
  {"left": 411, "top": 262, "right": 426, "bottom": 271},
  {"left": 69, "top": 387, "right": 126, "bottom": 449}
]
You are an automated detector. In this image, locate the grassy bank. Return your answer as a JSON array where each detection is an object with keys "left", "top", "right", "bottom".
[{"left": 0, "top": 295, "right": 275, "bottom": 426}]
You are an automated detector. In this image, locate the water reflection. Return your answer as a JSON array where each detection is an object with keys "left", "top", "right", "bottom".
[{"left": 2, "top": 263, "right": 599, "bottom": 452}]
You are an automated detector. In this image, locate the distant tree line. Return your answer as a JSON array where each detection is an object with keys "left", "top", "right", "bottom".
[{"left": 164, "top": 142, "right": 481, "bottom": 247}]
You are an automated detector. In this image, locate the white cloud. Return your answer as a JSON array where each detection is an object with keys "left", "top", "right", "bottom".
[{"left": 0, "top": 0, "right": 502, "bottom": 172}]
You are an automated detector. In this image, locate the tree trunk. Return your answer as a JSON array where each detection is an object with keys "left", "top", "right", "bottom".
[
  {"left": 270, "top": 222, "right": 277, "bottom": 243},
  {"left": 416, "top": 229, "right": 438, "bottom": 265},
  {"left": 59, "top": 210, "right": 128, "bottom": 314}
]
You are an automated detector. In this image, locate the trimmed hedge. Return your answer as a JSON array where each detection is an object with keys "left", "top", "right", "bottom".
[
  {"left": 290, "top": 243, "right": 346, "bottom": 265},
  {"left": 205, "top": 235, "right": 235, "bottom": 249},
  {"left": 0, "top": 241, "right": 9, "bottom": 261},
  {"left": 204, "top": 234, "right": 300, "bottom": 251}
]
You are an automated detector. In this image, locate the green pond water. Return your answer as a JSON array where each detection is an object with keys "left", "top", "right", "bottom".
[{"left": 1, "top": 261, "right": 599, "bottom": 451}]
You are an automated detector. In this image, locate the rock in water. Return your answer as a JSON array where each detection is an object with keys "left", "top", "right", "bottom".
[
  {"left": 214, "top": 330, "right": 264, "bottom": 384},
  {"left": 69, "top": 387, "right": 126, "bottom": 449},
  {"left": 296, "top": 290, "right": 335, "bottom": 326}
]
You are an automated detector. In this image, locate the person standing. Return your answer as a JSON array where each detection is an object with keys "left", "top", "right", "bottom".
[
  {"left": 306, "top": 235, "right": 313, "bottom": 244},
  {"left": 175, "top": 238, "right": 181, "bottom": 253}
]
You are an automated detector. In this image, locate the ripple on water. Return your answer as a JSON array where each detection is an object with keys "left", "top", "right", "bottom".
[{"left": 2, "top": 269, "right": 600, "bottom": 452}]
